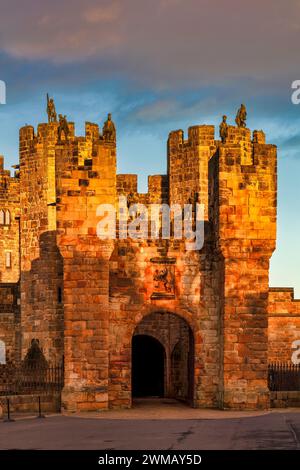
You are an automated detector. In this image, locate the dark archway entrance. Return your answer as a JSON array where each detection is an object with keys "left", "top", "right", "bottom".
[
  {"left": 132, "top": 335, "right": 165, "bottom": 397},
  {"left": 132, "top": 312, "right": 194, "bottom": 406}
]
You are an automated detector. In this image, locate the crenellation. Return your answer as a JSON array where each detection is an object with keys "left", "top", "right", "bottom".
[
  {"left": 117, "top": 174, "right": 138, "bottom": 195},
  {"left": 0, "top": 156, "right": 20, "bottom": 287},
  {"left": 85, "top": 122, "right": 100, "bottom": 142},
  {"left": 268, "top": 288, "right": 300, "bottom": 363},
  {"left": 188, "top": 125, "right": 215, "bottom": 146},
  {"left": 253, "top": 130, "right": 266, "bottom": 144},
  {"left": 116, "top": 174, "right": 168, "bottom": 206},
  {"left": 168, "top": 129, "right": 184, "bottom": 152},
  {"left": 168, "top": 125, "right": 216, "bottom": 220},
  {"left": 19, "top": 125, "right": 35, "bottom": 142},
  {"left": 148, "top": 175, "right": 168, "bottom": 204}
]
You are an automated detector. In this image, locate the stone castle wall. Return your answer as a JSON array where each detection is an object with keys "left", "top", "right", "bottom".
[
  {"left": 0, "top": 112, "right": 299, "bottom": 412},
  {"left": 0, "top": 156, "right": 20, "bottom": 283},
  {"left": 0, "top": 157, "right": 20, "bottom": 365},
  {"left": 0, "top": 284, "right": 20, "bottom": 364},
  {"left": 268, "top": 288, "right": 300, "bottom": 362}
]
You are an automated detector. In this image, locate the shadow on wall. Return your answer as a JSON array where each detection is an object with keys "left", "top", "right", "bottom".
[
  {"left": 0, "top": 282, "right": 20, "bottom": 364},
  {"left": 20, "top": 230, "right": 64, "bottom": 362}
]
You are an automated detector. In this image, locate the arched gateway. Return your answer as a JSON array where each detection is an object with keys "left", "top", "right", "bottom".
[{"left": 132, "top": 312, "right": 194, "bottom": 405}]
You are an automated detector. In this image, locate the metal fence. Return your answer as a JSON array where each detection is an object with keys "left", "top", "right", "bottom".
[
  {"left": 1, "top": 361, "right": 298, "bottom": 395},
  {"left": 268, "top": 363, "right": 300, "bottom": 391},
  {"left": 0, "top": 362, "right": 64, "bottom": 396}
]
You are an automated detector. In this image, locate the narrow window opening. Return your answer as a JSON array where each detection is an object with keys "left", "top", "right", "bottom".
[
  {"left": 58, "top": 287, "right": 62, "bottom": 304},
  {"left": 5, "top": 210, "right": 11, "bottom": 225},
  {"left": 5, "top": 251, "right": 12, "bottom": 269}
]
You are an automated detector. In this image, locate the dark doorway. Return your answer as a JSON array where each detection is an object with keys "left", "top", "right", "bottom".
[{"left": 132, "top": 335, "right": 165, "bottom": 397}]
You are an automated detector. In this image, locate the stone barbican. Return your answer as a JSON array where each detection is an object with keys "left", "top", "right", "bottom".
[{"left": 0, "top": 101, "right": 300, "bottom": 412}]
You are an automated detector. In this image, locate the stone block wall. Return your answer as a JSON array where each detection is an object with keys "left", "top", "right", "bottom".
[
  {"left": 107, "top": 203, "right": 221, "bottom": 410},
  {"left": 0, "top": 157, "right": 20, "bottom": 365},
  {"left": 148, "top": 175, "right": 169, "bottom": 204},
  {"left": 168, "top": 125, "right": 216, "bottom": 219},
  {"left": 268, "top": 288, "right": 300, "bottom": 362},
  {"left": 56, "top": 122, "right": 116, "bottom": 411},
  {"left": 117, "top": 174, "right": 138, "bottom": 195},
  {"left": 0, "top": 156, "right": 20, "bottom": 283},
  {"left": 0, "top": 283, "right": 20, "bottom": 364},
  {"left": 109, "top": 137, "right": 222, "bottom": 409},
  {"left": 0, "top": 393, "right": 61, "bottom": 415},
  {"left": 116, "top": 173, "right": 168, "bottom": 206},
  {"left": 270, "top": 391, "right": 300, "bottom": 408}
]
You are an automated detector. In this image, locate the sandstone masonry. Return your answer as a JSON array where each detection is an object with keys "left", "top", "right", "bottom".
[{"left": 0, "top": 113, "right": 299, "bottom": 411}]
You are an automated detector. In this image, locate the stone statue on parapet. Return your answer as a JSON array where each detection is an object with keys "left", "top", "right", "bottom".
[
  {"left": 235, "top": 104, "right": 247, "bottom": 128},
  {"left": 58, "top": 114, "right": 70, "bottom": 142},
  {"left": 219, "top": 115, "right": 228, "bottom": 143},
  {"left": 47, "top": 93, "right": 57, "bottom": 123},
  {"left": 103, "top": 113, "right": 116, "bottom": 142}
]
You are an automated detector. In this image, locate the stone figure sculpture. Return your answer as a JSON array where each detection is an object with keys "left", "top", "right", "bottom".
[
  {"left": 103, "top": 113, "right": 116, "bottom": 142},
  {"left": 235, "top": 104, "right": 247, "bottom": 128},
  {"left": 219, "top": 115, "right": 228, "bottom": 143},
  {"left": 58, "top": 114, "right": 70, "bottom": 141},
  {"left": 47, "top": 94, "right": 57, "bottom": 123}
]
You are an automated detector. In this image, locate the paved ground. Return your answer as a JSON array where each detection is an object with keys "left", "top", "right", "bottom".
[{"left": 0, "top": 399, "right": 300, "bottom": 450}]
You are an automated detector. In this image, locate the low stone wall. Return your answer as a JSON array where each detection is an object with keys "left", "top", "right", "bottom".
[
  {"left": 268, "top": 288, "right": 300, "bottom": 363},
  {"left": 0, "top": 393, "right": 61, "bottom": 417},
  {"left": 0, "top": 283, "right": 20, "bottom": 364},
  {"left": 270, "top": 391, "right": 300, "bottom": 408}
]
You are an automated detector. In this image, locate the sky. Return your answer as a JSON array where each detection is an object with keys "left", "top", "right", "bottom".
[{"left": 0, "top": 0, "right": 300, "bottom": 295}]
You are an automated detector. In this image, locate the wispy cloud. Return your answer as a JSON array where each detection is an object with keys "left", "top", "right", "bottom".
[
  {"left": 83, "top": 2, "right": 121, "bottom": 24},
  {"left": 0, "top": 0, "right": 300, "bottom": 88}
]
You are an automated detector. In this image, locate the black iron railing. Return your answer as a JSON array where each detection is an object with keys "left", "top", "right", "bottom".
[
  {"left": 268, "top": 363, "right": 300, "bottom": 391},
  {"left": 0, "top": 362, "right": 64, "bottom": 396}
]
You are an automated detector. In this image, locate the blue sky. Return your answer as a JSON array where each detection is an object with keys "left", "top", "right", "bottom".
[{"left": 0, "top": 0, "right": 300, "bottom": 295}]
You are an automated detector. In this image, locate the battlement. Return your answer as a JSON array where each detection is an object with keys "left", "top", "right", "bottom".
[
  {"left": 18, "top": 119, "right": 274, "bottom": 202},
  {"left": 269, "top": 288, "right": 300, "bottom": 306},
  {"left": 0, "top": 155, "right": 20, "bottom": 190},
  {"left": 116, "top": 174, "right": 168, "bottom": 204},
  {"left": 85, "top": 122, "right": 100, "bottom": 141},
  {"left": 168, "top": 125, "right": 268, "bottom": 151},
  {"left": 20, "top": 120, "right": 110, "bottom": 145},
  {"left": 117, "top": 174, "right": 138, "bottom": 194},
  {"left": 18, "top": 120, "right": 117, "bottom": 212},
  {"left": 0, "top": 155, "right": 20, "bottom": 285},
  {"left": 0, "top": 155, "right": 11, "bottom": 178},
  {"left": 16, "top": 115, "right": 277, "bottom": 243},
  {"left": 168, "top": 125, "right": 215, "bottom": 152},
  {"left": 20, "top": 122, "right": 99, "bottom": 144}
]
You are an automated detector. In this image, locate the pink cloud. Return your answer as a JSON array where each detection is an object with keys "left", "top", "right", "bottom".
[
  {"left": 83, "top": 2, "right": 121, "bottom": 24},
  {"left": 0, "top": 0, "right": 299, "bottom": 87}
]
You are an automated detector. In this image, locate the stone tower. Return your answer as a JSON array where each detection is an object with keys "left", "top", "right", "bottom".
[{"left": 209, "top": 127, "right": 276, "bottom": 408}]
